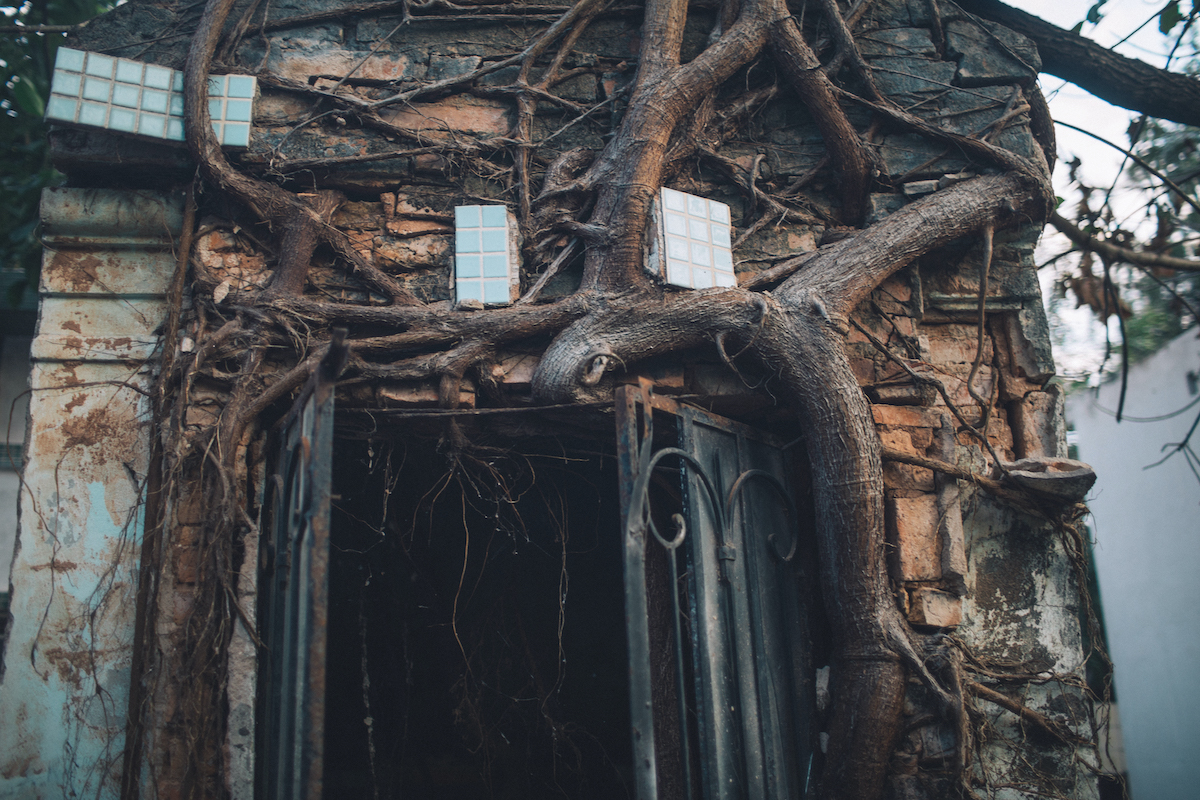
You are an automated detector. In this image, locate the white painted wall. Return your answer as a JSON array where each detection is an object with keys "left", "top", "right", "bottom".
[
  {"left": 1068, "top": 331, "right": 1200, "bottom": 800},
  {"left": 0, "top": 189, "right": 179, "bottom": 799}
]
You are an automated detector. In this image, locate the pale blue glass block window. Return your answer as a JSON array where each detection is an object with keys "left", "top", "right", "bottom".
[
  {"left": 46, "top": 96, "right": 78, "bottom": 122},
  {"left": 144, "top": 64, "right": 172, "bottom": 91},
  {"left": 222, "top": 123, "right": 251, "bottom": 147},
  {"left": 457, "top": 230, "right": 481, "bottom": 253},
  {"left": 480, "top": 228, "right": 506, "bottom": 251},
  {"left": 456, "top": 255, "right": 482, "bottom": 278},
  {"left": 228, "top": 75, "right": 256, "bottom": 99},
  {"left": 480, "top": 205, "right": 507, "bottom": 227},
  {"left": 141, "top": 89, "right": 169, "bottom": 115},
  {"left": 226, "top": 99, "right": 252, "bottom": 122},
  {"left": 455, "top": 206, "right": 480, "bottom": 227},
  {"left": 457, "top": 281, "right": 484, "bottom": 303},
  {"left": 655, "top": 188, "right": 736, "bottom": 290},
  {"left": 85, "top": 54, "right": 114, "bottom": 78},
  {"left": 82, "top": 78, "right": 111, "bottom": 102},
  {"left": 116, "top": 60, "right": 142, "bottom": 84},
  {"left": 482, "top": 279, "right": 509, "bottom": 304},
  {"left": 78, "top": 102, "right": 108, "bottom": 127},
  {"left": 45, "top": 48, "right": 257, "bottom": 149},
  {"left": 453, "top": 205, "right": 516, "bottom": 305},
  {"left": 109, "top": 107, "right": 137, "bottom": 133},
  {"left": 112, "top": 83, "right": 140, "bottom": 109},
  {"left": 55, "top": 47, "right": 84, "bottom": 73},
  {"left": 138, "top": 113, "right": 167, "bottom": 138},
  {"left": 54, "top": 72, "right": 81, "bottom": 98},
  {"left": 482, "top": 254, "right": 507, "bottom": 278}
]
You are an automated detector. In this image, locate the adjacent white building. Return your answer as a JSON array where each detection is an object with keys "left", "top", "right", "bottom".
[{"left": 1068, "top": 330, "right": 1200, "bottom": 800}]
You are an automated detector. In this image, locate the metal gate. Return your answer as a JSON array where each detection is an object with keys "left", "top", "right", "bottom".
[
  {"left": 617, "top": 381, "right": 814, "bottom": 800},
  {"left": 259, "top": 335, "right": 347, "bottom": 800}
]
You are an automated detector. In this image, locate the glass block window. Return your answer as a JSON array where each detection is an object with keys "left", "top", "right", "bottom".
[
  {"left": 45, "top": 48, "right": 257, "bottom": 148},
  {"left": 454, "top": 205, "right": 518, "bottom": 305},
  {"left": 654, "top": 187, "right": 736, "bottom": 290}
]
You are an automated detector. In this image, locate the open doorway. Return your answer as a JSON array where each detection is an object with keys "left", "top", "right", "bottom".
[
  {"left": 323, "top": 415, "right": 633, "bottom": 799},
  {"left": 258, "top": 389, "right": 822, "bottom": 800}
]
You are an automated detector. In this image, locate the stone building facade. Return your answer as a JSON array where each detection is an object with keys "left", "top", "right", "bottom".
[{"left": 0, "top": 0, "right": 1100, "bottom": 798}]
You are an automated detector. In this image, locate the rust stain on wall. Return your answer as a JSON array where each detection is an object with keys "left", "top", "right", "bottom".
[{"left": 29, "top": 559, "right": 80, "bottom": 572}]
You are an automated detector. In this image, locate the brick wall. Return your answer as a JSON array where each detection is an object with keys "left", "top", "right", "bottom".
[{"left": 34, "top": 0, "right": 1101, "bottom": 797}]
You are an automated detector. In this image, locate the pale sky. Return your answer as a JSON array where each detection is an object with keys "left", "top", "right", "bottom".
[{"left": 1005, "top": 1, "right": 1193, "bottom": 377}]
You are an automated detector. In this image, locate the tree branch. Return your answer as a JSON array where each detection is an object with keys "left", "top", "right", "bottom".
[
  {"left": 769, "top": 0, "right": 875, "bottom": 223},
  {"left": 966, "top": 681, "right": 1090, "bottom": 746},
  {"left": 184, "top": 0, "right": 421, "bottom": 304},
  {"left": 1050, "top": 211, "right": 1200, "bottom": 273},
  {"left": 776, "top": 173, "right": 1050, "bottom": 319},
  {"left": 956, "top": 0, "right": 1200, "bottom": 127}
]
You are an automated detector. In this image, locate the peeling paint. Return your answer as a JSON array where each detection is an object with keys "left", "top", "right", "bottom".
[{"left": 0, "top": 187, "right": 182, "bottom": 799}]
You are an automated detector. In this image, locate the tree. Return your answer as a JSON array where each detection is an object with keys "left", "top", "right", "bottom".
[
  {"left": 36, "top": 0, "right": 1200, "bottom": 797},
  {"left": 165, "top": 1, "right": 1053, "bottom": 796},
  {"left": 990, "top": 0, "right": 1200, "bottom": 401},
  {"left": 0, "top": 0, "right": 113, "bottom": 305}
]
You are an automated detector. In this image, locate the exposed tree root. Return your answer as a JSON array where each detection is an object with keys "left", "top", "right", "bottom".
[{"left": 131, "top": 0, "right": 1075, "bottom": 797}]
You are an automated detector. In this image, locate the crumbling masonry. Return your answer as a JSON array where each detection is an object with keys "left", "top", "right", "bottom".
[{"left": 0, "top": 0, "right": 1101, "bottom": 798}]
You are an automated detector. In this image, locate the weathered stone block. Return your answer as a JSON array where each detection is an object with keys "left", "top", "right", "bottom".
[
  {"left": 173, "top": 543, "right": 199, "bottom": 584},
  {"left": 382, "top": 97, "right": 510, "bottom": 135},
  {"left": 378, "top": 381, "right": 476, "bottom": 407},
  {"left": 945, "top": 19, "right": 1040, "bottom": 87},
  {"left": 907, "top": 587, "right": 962, "bottom": 628},
  {"left": 856, "top": 27, "right": 937, "bottom": 58},
  {"left": 429, "top": 54, "right": 482, "bottom": 80},
  {"left": 879, "top": 133, "right": 969, "bottom": 179},
  {"left": 1009, "top": 383, "right": 1066, "bottom": 459},
  {"left": 851, "top": 356, "right": 876, "bottom": 385},
  {"left": 868, "top": 382, "right": 931, "bottom": 405},
  {"left": 924, "top": 324, "right": 992, "bottom": 364},
  {"left": 870, "top": 57, "right": 958, "bottom": 101},
  {"left": 867, "top": 192, "right": 905, "bottom": 222},
  {"left": 880, "top": 427, "right": 920, "bottom": 455},
  {"left": 887, "top": 493, "right": 942, "bottom": 581},
  {"left": 488, "top": 353, "right": 540, "bottom": 388},
  {"left": 902, "top": 179, "right": 939, "bottom": 196},
  {"left": 171, "top": 584, "right": 196, "bottom": 626},
  {"left": 883, "top": 461, "right": 936, "bottom": 492},
  {"left": 872, "top": 404, "right": 943, "bottom": 429}
]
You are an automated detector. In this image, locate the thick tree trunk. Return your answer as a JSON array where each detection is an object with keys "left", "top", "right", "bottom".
[{"left": 532, "top": 169, "right": 1050, "bottom": 798}]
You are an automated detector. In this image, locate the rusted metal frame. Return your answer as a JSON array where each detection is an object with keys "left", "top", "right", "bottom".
[
  {"left": 617, "top": 381, "right": 810, "bottom": 800},
  {"left": 616, "top": 381, "right": 663, "bottom": 800},
  {"left": 259, "top": 333, "right": 347, "bottom": 800}
]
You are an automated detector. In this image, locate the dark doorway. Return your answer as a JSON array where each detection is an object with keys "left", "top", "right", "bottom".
[{"left": 322, "top": 421, "right": 633, "bottom": 800}]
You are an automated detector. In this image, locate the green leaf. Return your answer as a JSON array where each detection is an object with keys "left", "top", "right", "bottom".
[
  {"left": 10, "top": 76, "right": 45, "bottom": 118},
  {"left": 1159, "top": 0, "right": 1183, "bottom": 33},
  {"left": 1086, "top": 1, "right": 1108, "bottom": 24},
  {"left": 1071, "top": 21, "right": 1085, "bottom": 34}
]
